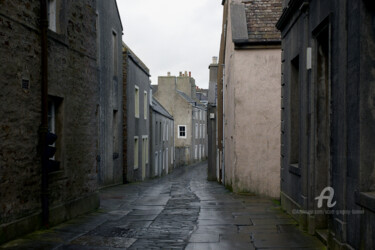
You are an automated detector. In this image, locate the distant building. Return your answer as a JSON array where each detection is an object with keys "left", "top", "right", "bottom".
[
  {"left": 196, "top": 88, "right": 208, "bottom": 106},
  {"left": 154, "top": 72, "right": 207, "bottom": 166},
  {"left": 207, "top": 57, "right": 219, "bottom": 181},
  {"left": 150, "top": 96, "right": 174, "bottom": 177},
  {"left": 217, "top": 0, "right": 282, "bottom": 198},
  {"left": 276, "top": 0, "right": 375, "bottom": 248},
  {"left": 123, "top": 43, "right": 151, "bottom": 182},
  {"left": 96, "top": 0, "right": 123, "bottom": 187},
  {"left": 0, "top": 0, "right": 99, "bottom": 243}
]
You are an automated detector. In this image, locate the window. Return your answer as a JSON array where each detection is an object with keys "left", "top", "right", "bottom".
[
  {"left": 134, "top": 137, "right": 139, "bottom": 169},
  {"left": 200, "top": 124, "right": 202, "bottom": 138},
  {"left": 203, "top": 146, "right": 205, "bottom": 158},
  {"left": 195, "top": 145, "right": 198, "bottom": 159},
  {"left": 112, "top": 31, "right": 118, "bottom": 76},
  {"left": 135, "top": 86, "right": 139, "bottom": 118},
  {"left": 199, "top": 145, "right": 201, "bottom": 160},
  {"left": 195, "top": 123, "right": 198, "bottom": 139},
  {"left": 48, "top": 96, "right": 63, "bottom": 163},
  {"left": 171, "top": 147, "right": 173, "bottom": 164},
  {"left": 113, "top": 110, "right": 118, "bottom": 155},
  {"left": 166, "top": 148, "right": 168, "bottom": 173},
  {"left": 178, "top": 125, "right": 186, "bottom": 138},
  {"left": 144, "top": 91, "right": 147, "bottom": 119},
  {"left": 290, "top": 56, "right": 300, "bottom": 165},
  {"left": 162, "top": 150, "right": 165, "bottom": 170},
  {"left": 166, "top": 122, "right": 169, "bottom": 140},
  {"left": 155, "top": 152, "right": 158, "bottom": 176},
  {"left": 150, "top": 89, "right": 153, "bottom": 105},
  {"left": 142, "top": 136, "right": 148, "bottom": 164},
  {"left": 48, "top": 0, "right": 57, "bottom": 32}
]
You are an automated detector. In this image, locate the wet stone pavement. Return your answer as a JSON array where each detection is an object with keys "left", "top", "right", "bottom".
[{"left": 1, "top": 162, "right": 325, "bottom": 249}]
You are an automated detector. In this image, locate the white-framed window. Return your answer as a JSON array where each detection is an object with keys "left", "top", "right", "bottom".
[
  {"left": 162, "top": 150, "right": 165, "bottom": 170},
  {"left": 171, "top": 147, "right": 173, "bottom": 164},
  {"left": 178, "top": 125, "right": 186, "bottom": 138},
  {"left": 150, "top": 89, "right": 153, "bottom": 105},
  {"left": 135, "top": 86, "right": 139, "bottom": 118},
  {"left": 142, "top": 136, "right": 148, "bottom": 164},
  {"left": 203, "top": 125, "right": 205, "bottom": 138},
  {"left": 202, "top": 146, "right": 205, "bottom": 158},
  {"left": 166, "top": 122, "right": 169, "bottom": 140},
  {"left": 199, "top": 144, "right": 201, "bottom": 160},
  {"left": 200, "top": 124, "right": 202, "bottom": 138},
  {"left": 48, "top": 0, "right": 57, "bottom": 32},
  {"left": 155, "top": 152, "right": 158, "bottom": 176},
  {"left": 194, "top": 145, "right": 198, "bottom": 160},
  {"left": 166, "top": 148, "right": 168, "bottom": 173},
  {"left": 134, "top": 136, "right": 139, "bottom": 169},
  {"left": 144, "top": 91, "right": 148, "bottom": 119},
  {"left": 195, "top": 123, "right": 198, "bottom": 139},
  {"left": 112, "top": 30, "right": 118, "bottom": 76}
]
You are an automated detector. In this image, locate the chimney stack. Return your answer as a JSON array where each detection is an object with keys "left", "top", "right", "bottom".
[
  {"left": 184, "top": 71, "right": 188, "bottom": 77},
  {"left": 179, "top": 71, "right": 182, "bottom": 77},
  {"left": 189, "top": 71, "right": 191, "bottom": 77},
  {"left": 167, "top": 72, "right": 171, "bottom": 76},
  {"left": 212, "top": 56, "right": 218, "bottom": 64}
]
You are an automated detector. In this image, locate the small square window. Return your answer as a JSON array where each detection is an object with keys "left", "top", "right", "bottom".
[{"left": 178, "top": 125, "right": 186, "bottom": 138}]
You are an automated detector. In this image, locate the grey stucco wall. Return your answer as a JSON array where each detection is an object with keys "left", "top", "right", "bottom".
[
  {"left": 97, "top": 0, "right": 123, "bottom": 187},
  {"left": 125, "top": 53, "right": 150, "bottom": 182},
  {"left": 150, "top": 110, "right": 174, "bottom": 177},
  {"left": 277, "top": 0, "right": 375, "bottom": 248}
]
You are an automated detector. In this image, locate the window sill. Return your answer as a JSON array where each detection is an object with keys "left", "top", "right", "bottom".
[
  {"left": 355, "top": 191, "right": 375, "bottom": 213},
  {"left": 288, "top": 163, "right": 301, "bottom": 176}
]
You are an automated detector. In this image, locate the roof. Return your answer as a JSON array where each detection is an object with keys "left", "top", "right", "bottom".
[
  {"left": 176, "top": 90, "right": 206, "bottom": 110},
  {"left": 152, "top": 97, "right": 173, "bottom": 120},
  {"left": 122, "top": 42, "right": 151, "bottom": 76},
  {"left": 196, "top": 92, "right": 208, "bottom": 102},
  {"left": 151, "top": 84, "right": 158, "bottom": 93},
  {"left": 231, "top": 0, "right": 282, "bottom": 46}
]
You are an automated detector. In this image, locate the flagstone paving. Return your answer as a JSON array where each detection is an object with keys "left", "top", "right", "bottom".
[{"left": 0, "top": 162, "right": 326, "bottom": 249}]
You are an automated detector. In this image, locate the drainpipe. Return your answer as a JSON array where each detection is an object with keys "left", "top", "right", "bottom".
[{"left": 40, "top": 0, "right": 49, "bottom": 227}]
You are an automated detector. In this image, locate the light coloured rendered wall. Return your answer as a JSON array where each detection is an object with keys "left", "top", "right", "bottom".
[{"left": 224, "top": 3, "right": 281, "bottom": 198}]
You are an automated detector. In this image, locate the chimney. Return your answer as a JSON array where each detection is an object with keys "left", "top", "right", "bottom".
[
  {"left": 212, "top": 56, "right": 218, "bottom": 64},
  {"left": 167, "top": 72, "right": 171, "bottom": 76},
  {"left": 185, "top": 71, "right": 188, "bottom": 77},
  {"left": 189, "top": 71, "right": 191, "bottom": 77},
  {"left": 179, "top": 71, "right": 182, "bottom": 77}
]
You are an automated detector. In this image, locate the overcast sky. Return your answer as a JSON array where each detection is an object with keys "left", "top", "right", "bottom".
[{"left": 116, "top": 0, "right": 223, "bottom": 89}]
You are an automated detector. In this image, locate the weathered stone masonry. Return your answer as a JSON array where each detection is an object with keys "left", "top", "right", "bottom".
[{"left": 0, "top": 0, "right": 99, "bottom": 243}]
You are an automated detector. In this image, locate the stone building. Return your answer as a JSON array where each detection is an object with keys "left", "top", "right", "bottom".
[
  {"left": 0, "top": 0, "right": 99, "bottom": 243},
  {"left": 150, "top": 96, "right": 174, "bottom": 177},
  {"left": 96, "top": 0, "right": 123, "bottom": 187},
  {"left": 123, "top": 43, "right": 151, "bottom": 182},
  {"left": 217, "top": 0, "right": 282, "bottom": 198},
  {"left": 154, "top": 72, "right": 207, "bottom": 167},
  {"left": 207, "top": 57, "right": 219, "bottom": 181},
  {"left": 276, "top": 0, "right": 375, "bottom": 248}
]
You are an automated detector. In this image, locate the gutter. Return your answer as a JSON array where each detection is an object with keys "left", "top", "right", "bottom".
[{"left": 40, "top": 0, "right": 49, "bottom": 227}]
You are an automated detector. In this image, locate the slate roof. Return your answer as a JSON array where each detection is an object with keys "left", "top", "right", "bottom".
[
  {"left": 231, "top": 0, "right": 282, "bottom": 45},
  {"left": 152, "top": 97, "right": 173, "bottom": 120},
  {"left": 176, "top": 90, "right": 206, "bottom": 109},
  {"left": 244, "top": 0, "right": 282, "bottom": 43}
]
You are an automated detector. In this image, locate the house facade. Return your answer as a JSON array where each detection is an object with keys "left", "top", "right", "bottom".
[
  {"left": 154, "top": 72, "right": 207, "bottom": 167},
  {"left": 150, "top": 96, "right": 174, "bottom": 177},
  {"left": 276, "top": 0, "right": 375, "bottom": 248},
  {"left": 0, "top": 0, "right": 99, "bottom": 243},
  {"left": 218, "top": 0, "right": 282, "bottom": 198},
  {"left": 123, "top": 43, "right": 151, "bottom": 182},
  {"left": 96, "top": 0, "right": 123, "bottom": 187}
]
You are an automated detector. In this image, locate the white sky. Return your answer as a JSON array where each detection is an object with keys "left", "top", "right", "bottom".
[{"left": 116, "top": 0, "right": 223, "bottom": 89}]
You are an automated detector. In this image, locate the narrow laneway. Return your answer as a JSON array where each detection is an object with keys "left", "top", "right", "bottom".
[{"left": 1, "top": 163, "right": 325, "bottom": 249}]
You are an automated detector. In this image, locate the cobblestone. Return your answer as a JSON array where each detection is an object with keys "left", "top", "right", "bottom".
[{"left": 0, "top": 162, "right": 326, "bottom": 249}]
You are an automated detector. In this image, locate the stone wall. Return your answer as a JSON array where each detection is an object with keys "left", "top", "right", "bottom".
[{"left": 0, "top": 0, "right": 99, "bottom": 243}]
